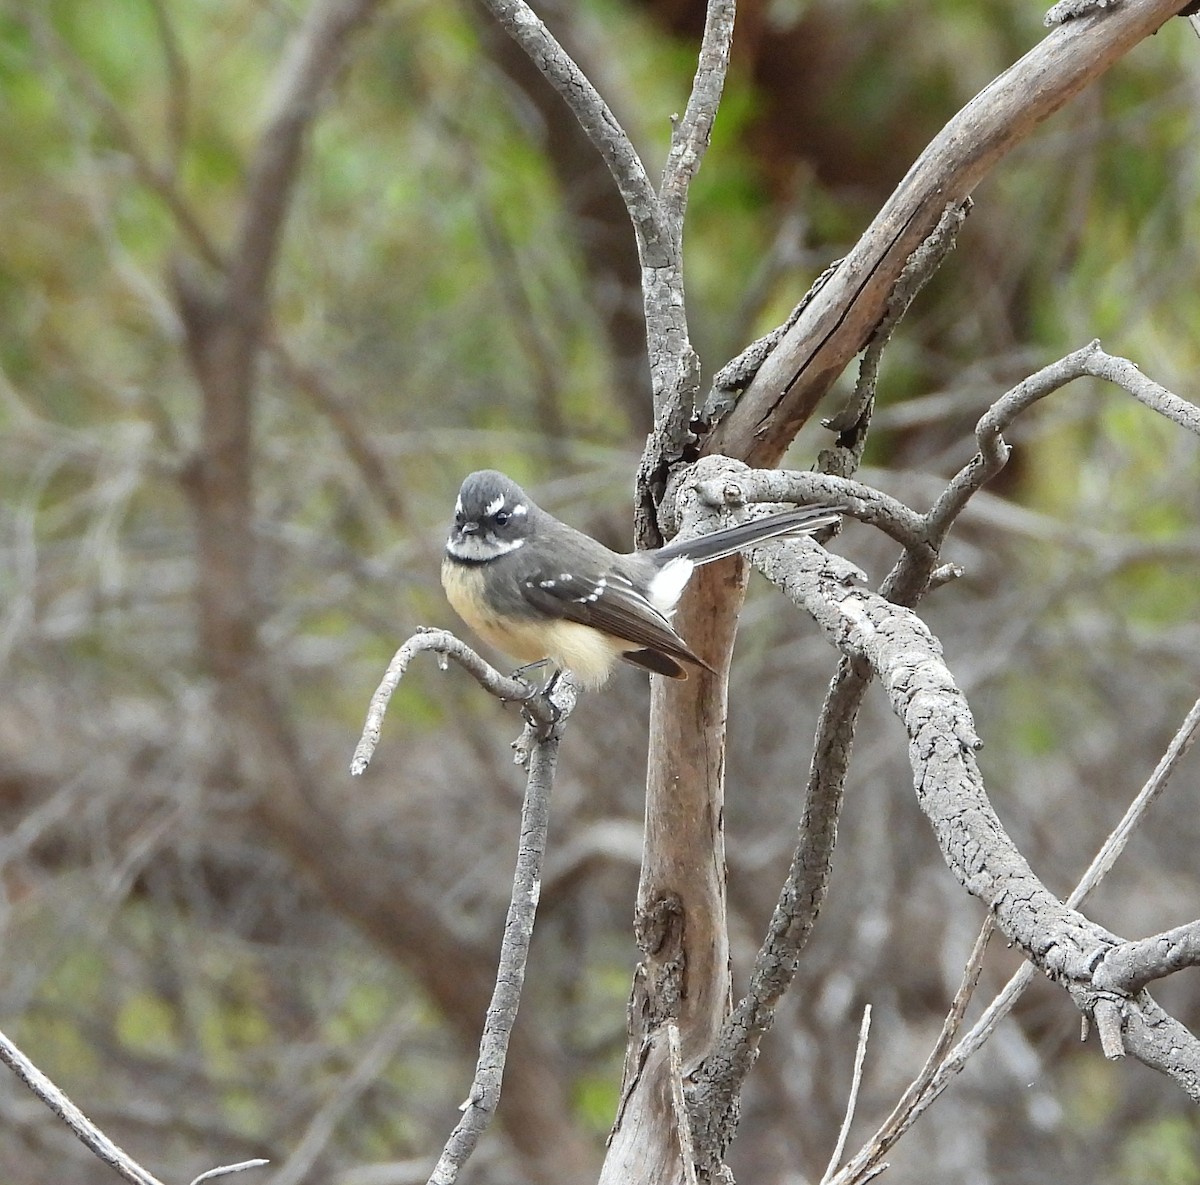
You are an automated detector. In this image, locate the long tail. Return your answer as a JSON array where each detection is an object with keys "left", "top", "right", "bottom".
[{"left": 656, "top": 503, "right": 844, "bottom": 566}]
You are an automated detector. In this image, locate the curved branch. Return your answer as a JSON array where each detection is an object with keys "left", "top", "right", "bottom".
[
  {"left": 350, "top": 628, "right": 564, "bottom": 775},
  {"left": 755, "top": 544, "right": 1099, "bottom": 976},
  {"left": 748, "top": 513, "right": 1200, "bottom": 1092},
  {"left": 691, "top": 468, "right": 928, "bottom": 551},
  {"left": 930, "top": 340, "right": 1200, "bottom": 543},
  {"left": 476, "top": 0, "right": 665, "bottom": 264},
  {"left": 673, "top": 456, "right": 1200, "bottom": 1100}
]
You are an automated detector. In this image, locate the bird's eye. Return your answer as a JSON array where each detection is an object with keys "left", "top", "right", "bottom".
[
  {"left": 454, "top": 511, "right": 464, "bottom": 525},
  {"left": 493, "top": 510, "right": 510, "bottom": 526}
]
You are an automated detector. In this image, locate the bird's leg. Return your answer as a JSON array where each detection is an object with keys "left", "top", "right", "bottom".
[{"left": 510, "top": 658, "right": 551, "bottom": 695}]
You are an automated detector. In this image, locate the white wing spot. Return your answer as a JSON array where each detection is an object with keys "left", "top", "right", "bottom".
[
  {"left": 539, "top": 579, "right": 556, "bottom": 589},
  {"left": 647, "top": 557, "right": 695, "bottom": 615}
]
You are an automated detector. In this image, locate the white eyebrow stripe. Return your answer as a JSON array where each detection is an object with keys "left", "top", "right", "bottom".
[
  {"left": 485, "top": 495, "right": 506, "bottom": 517},
  {"left": 510, "top": 503, "right": 528, "bottom": 516},
  {"left": 455, "top": 497, "right": 463, "bottom": 516}
]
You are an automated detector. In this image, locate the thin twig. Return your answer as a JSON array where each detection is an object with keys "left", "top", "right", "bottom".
[
  {"left": 189, "top": 1162, "right": 270, "bottom": 1185},
  {"left": 0, "top": 1027, "right": 267, "bottom": 1185},
  {"left": 699, "top": 468, "right": 927, "bottom": 550},
  {"left": 821, "top": 199, "right": 970, "bottom": 479},
  {"left": 476, "top": 0, "right": 662, "bottom": 256},
  {"left": 827, "top": 920, "right": 993, "bottom": 1185},
  {"left": 349, "top": 628, "right": 556, "bottom": 775},
  {"left": 1069, "top": 695, "right": 1200, "bottom": 909},
  {"left": 820, "top": 1004, "right": 873, "bottom": 1185},
  {"left": 425, "top": 684, "right": 573, "bottom": 1184},
  {"left": 0, "top": 1025, "right": 163, "bottom": 1185},
  {"left": 660, "top": 0, "right": 736, "bottom": 224},
  {"left": 929, "top": 341, "right": 1200, "bottom": 544}
]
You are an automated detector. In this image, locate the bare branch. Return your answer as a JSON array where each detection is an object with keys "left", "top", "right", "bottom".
[
  {"left": 693, "top": 468, "right": 927, "bottom": 551},
  {"left": 0, "top": 1026, "right": 164, "bottom": 1185},
  {"left": 663, "top": 458, "right": 1200, "bottom": 1107},
  {"left": 1095, "top": 920, "right": 1200, "bottom": 996},
  {"left": 819, "top": 199, "right": 971, "bottom": 479},
  {"left": 930, "top": 341, "right": 1200, "bottom": 542},
  {"left": 1068, "top": 695, "right": 1200, "bottom": 909},
  {"left": 688, "top": 645, "right": 872, "bottom": 1156},
  {"left": 827, "top": 920, "right": 994, "bottom": 1185},
  {"left": 660, "top": 0, "right": 737, "bottom": 224},
  {"left": 1092, "top": 997, "right": 1127, "bottom": 1059},
  {"left": 750, "top": 537, "right": 1101, "bottom": 976},
  {"left": 0, "top": 1028, "right": 266, "bottom": 1185},
  {"left": 189, "top": 1162, "right": 270, "bottom": 1185},
  {"left": 704, "top": 0, "right": 1190, "bottom": 466},
  {"left": 753, "top": 518, "right": 1200, "bottom": 1102},
  {"left": 350, "top": 629, "right": 561, "bottom": 775},
  {"left": 853, "top": 694, "right": 1200, "bottom": 1163},
  {"left": 820, "top": 1005, "right": 873, "bottom": 1185},
  {"left": 425, "top": 691, "right": 571, "bottom": 1184},
  {"left": 476, "top": 0, "right": 663, "bottom": 262}
]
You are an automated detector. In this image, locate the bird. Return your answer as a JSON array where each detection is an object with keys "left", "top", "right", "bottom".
[{"left": 441, "top": 469, "right": 842, "bottom": 689}]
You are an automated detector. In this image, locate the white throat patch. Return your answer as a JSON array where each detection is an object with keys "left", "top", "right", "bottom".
[{"left": 447, "top": 534, "right": 525, "bottom": 561}]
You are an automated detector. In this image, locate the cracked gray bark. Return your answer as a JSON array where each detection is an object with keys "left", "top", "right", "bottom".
[{"left": 672, "top": 455, "right": 1200, "bottom": 1128}]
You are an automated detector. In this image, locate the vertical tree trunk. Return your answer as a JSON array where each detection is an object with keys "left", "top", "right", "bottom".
[{"left": 601, "top": 561, "right": 747, "bottom": 1180}]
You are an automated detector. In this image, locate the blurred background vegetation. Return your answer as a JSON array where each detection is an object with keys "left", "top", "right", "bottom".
[{"left": 1, "top": 0, "right": 1198, "bottom": 1182}]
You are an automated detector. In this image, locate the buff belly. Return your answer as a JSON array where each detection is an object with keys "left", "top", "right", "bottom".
[{"left": 441, "top": 560, "right": 625, "bottom": 688}]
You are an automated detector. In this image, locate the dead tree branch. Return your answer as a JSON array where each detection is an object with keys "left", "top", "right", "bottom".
[
  {"left": 425, "top": 683, "right": 575, "bottom": 1184},
  {"left": 350, "top": 629, "right": 562, "bottom": 775},
  {"left": 831, "top": 695, "right": 1200, "bottom": 1181},
  {"left": 702, "top": 0, "right": 1190, "bottom": 467},
  {"left": 0, "top": 1027, "right": 268, "bottom": 1185}
]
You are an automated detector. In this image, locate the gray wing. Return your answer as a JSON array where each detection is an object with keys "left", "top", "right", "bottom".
[{"left": 519, "top": 570, "right": 711, "bottom": 674}]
